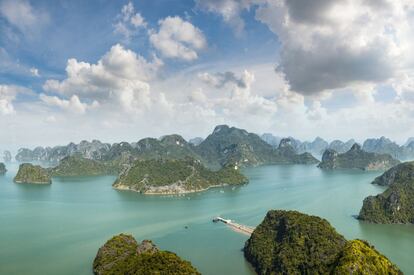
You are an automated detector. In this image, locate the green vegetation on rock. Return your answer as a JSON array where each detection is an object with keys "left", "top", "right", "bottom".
[
  {"left": 113, "top": 158, "right": 248, "bottom": 194},
  {"left": 14, "top": 163, "right": 51, "bottom": 184},
  {"left": 244, "top": 210, "right": 402, "bottom": 274},
  {"left": 0, "top": 162, "right": 6, "bottom": 174},
  {"left": 359, "top": 161, "right": 414, "bottom": 224},
  {"left": 333, "top": 240, "right": 402, "bottom": 274},
  {"left": 93, "top": 233, "right": 200, "bottom": 275},
  {"left": 318, "top": 144, "right": 400, "bottom": 171},
  {"left": 51, "top": 155, "right": 117, "bottom": 177},
  {"left": 244, "top": 210, "right": 346, "bottom": 274}
]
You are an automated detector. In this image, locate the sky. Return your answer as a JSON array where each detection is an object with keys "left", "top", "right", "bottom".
[{"left": 1, "top": 0, "right": 414, "bottom": 148}]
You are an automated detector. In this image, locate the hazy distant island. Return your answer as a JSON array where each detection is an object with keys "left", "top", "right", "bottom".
[
  {"left": 318, "top": 144, "right": 400, "bottom": 171},
  {"left": 0, "top": 162, "right": 6, "bottom": 174},
  {"left": 113, "top": 158, "right": 248, "bottom": 194},
  {"left": 359, "top": 161, "right": 414, "bottom": 224},
  {"left": 3, "top": 150, "right": 11, "bottom": 162},
  {"left": 261, "top": 133, "right": 414, "bottom": 160},
  {"left": 93, "top": 234, "right": 199, "bottom": 275},
  {"left": 244, "top": 210, "right": 402, "bottom": 274},
  {"left": 14, "top": 163, "right": 51, "bottom": 184}
]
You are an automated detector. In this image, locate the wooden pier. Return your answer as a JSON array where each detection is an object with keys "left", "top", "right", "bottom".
[{"left": 213, "top": 217, "right": 255, "bottom": 236}]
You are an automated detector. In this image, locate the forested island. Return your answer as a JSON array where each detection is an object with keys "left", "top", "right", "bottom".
[
  {"left": 93, "top": 234, "right": 199, "bottom": 275},
  {"left": 244, "top": 210, "right": 402, "bottom": 274},
  {"left": 14, "top": 163, "right": 51, "bottom": 184},
  {"left": 359, "top": 161, "right": 414, "bottom": 224},
  {"left": 113, "top": 158, "right": 248, "bottom": 194},
  {"left": 318, "top": 144, "right": 399, "bottom": 170}
]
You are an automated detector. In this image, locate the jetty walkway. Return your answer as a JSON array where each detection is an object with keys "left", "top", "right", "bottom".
[{"left": 212, "top": 217, "right": 255, "bottom": 236}]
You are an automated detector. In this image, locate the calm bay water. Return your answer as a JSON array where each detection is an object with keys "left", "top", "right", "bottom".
[{"left": 0, "top": 163, "right": 413, "bottom": 275}]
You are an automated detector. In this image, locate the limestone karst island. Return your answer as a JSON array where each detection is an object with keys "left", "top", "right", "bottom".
[{"left": 1, "top": 0, "right": 414, "bottom": 274}]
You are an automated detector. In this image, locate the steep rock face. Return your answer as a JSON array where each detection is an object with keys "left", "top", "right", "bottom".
[
  {"left": 363, "top": 137, "right": 402, "bottom": 159},
  {"left": 276, "top": 138, "right": 319, "bottom": 164},
  {"left": 113, "top": 158, "right": 248, "bottom": 194},
  {"left": 333, "top": 240, "right": 402, "bottom": 274},
  {"left": 0, "top": 162, "right": 6, "bottom": 174},
  {"left": 317, "top": 149, "right": 339, "bottom": 169},
  {"left": 14, "top": 163, "right": 51, "bottom": 184},
  {"left": 371, "top": 161, "right": 414, "bottom": 186},
  {"left": 244, "top": 210, "right": 402, "bottom": 275},
  {"left": 359, "top": 161, "right": 414, "bottom": 224},
  {"left": 3, "top": 150, "right": 11, "bottom": 162},
  {"left": 296, "top": 137, "right": 329, "bottom": 157},
  {"left": 318, "top": 144, "right": 399, "bottom": 170},
  {"left": 188, "top": 137, "right": 204, "bottom": 146},
  {"left": 93, "top": 234, "right": 199, "bottom": 275},
  {"left": 244, "top": 210, "right": 347, "bottom": 274},
  {"left": 195, "top": 125, "right": 278, "bottom": 168},
  {"left": 260, "top": 133, "right": 281, "bottom": 147},
  {"left": 328, "top": 139, "right": 356, "bottom": 154}
]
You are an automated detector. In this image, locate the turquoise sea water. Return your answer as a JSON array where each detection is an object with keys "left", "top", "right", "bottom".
[{"left": 0, "top": 163, "right": 413, "bottom": 275}]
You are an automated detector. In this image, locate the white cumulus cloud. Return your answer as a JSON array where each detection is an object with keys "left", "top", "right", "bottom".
[
  {"left": 149, "top": 16, "right": 207, "bottom": 61},
  {"left": 39, "top": 94, "right": 98, "bottom": 114},
  {"left": 114, "top": 2, "right": 147, "bottom": 40},
  {"left": 43, "top": 44, "right": 163, "bottom": 114}
]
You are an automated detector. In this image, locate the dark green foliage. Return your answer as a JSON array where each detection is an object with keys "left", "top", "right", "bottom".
[
  {"left": 93, "top": 234, "right": 139, "bottom": 275},
  {"left": 104, "top": 135, "right": 203, "bottom": 165},
  {"left": 113, "top": 158, "right": 248, "bottom": 193},
  {"left": 51, "top": 155, "right": 117, "bottom": 177},
  {"left": 93, "top": 234, "right": 200, "bottom": 275},
  {"left": 333, "top": 240, "right": 402, "bottom": 274},
  {"left": 318, "top": 144, "right": 400, "bottom": 170},
  {"left": 244, "top": 210, "right": 347, "bottom": 274},
  {"left": 359, "top": 162, "right": 414, "bottom": 223},
  {"left": 14, "top": 163, "right": 51, "bottom": 184},
  {"left": 244, "top": 210, "right": 402, "bottom": 274},
  {"left": 0, "top": 162, "right": 6, "bottom": 174}
]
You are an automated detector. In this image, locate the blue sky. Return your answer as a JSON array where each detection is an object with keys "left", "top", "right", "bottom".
[{"left": 1, "top": 0, "right": 414, "bottom": 148}]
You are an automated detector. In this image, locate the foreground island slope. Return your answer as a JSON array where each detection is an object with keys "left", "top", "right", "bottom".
[
  {"left": 113, "top": 158, "right": 248, "bottom": 194},
  {"left": 93, "top": 234, "right": 199, "bottom": 275},
  {"left": 244, "top": 210, "right": 401, "bottom": 274},
  {"left": 318, "top": 143, "right": 400, "bottom": 170},
  {"left": 14, "top": 163, "right": 51, "bottom": 184},
  {"left": 359, "top": 161, "right": 414, "bottom": 224}
]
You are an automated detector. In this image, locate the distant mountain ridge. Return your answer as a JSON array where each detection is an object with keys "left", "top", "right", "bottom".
[
  {"left": 260, "top": 133, "right": 414, "bottom": 160},
  {"left": 15, "top": 125, "right": 318, "bottom": 168}
]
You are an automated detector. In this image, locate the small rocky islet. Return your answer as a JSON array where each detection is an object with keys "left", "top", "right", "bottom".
[
  {"left": 14, "top": 163, "right": 51, "bottom": 184},
  {"left": 359, "top": 161, "right": 414, "bottom": 224},
  {"left": 244, "top": 210, "right": 402, "bottom": 274},
  {"left": 13, "top": 156, "right": 116, "bottom": 184},
  {"left": 318, "top": 143, "right": 400, "bottom": 171},
  {"left": 93, "top": 234, "right": 200, "bottom": 275}
]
